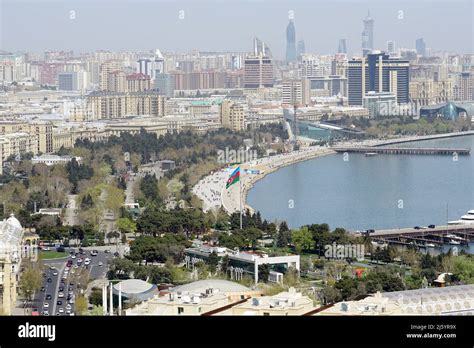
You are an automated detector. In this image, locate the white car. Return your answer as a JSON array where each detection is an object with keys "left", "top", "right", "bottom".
[
  {"left": 58, "top": 292, "right": 64, "bottom": 298},
  {"left": 58, "top": 307, "right": 64, "bottom": 313},
  {"left": 84, "top": 260, "right": 90, "bottom": 266},
  {"left": 98, "top": 262, "right": 103, "bottom": 266},
  {"left": 66, "top": 309, "right": 71, "bottom": 314},
  {"left": 43, "top": 302, "right": 49, "bottom": 308},
  {"left": 66, "top": 304, "right": 72, "bottom": 310},
  {"left": 69, "top": 298, "right": 74, "bottom": 304},
  {"left": 71, "top": 255, "right": 76, "bottom": 259}
]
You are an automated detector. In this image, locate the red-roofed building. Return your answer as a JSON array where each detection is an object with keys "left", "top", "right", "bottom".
[{"left": 127, "top": 73, "right": 151, "bottom": 92}]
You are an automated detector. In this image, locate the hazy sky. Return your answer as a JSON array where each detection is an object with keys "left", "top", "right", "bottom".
[{"left": 0, "top": 0, "right": 473, "bottom": 58}]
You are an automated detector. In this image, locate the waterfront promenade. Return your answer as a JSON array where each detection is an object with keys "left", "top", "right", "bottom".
[{"left": 193, "top": 131, "right": 474, "bottom": 215}]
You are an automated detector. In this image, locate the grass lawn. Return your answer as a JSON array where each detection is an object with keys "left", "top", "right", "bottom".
[{"left": 39, "top": 251, "right": 68, "bottom": 260}]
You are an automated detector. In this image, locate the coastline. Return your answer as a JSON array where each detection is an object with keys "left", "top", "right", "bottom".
[{"left": 193, "top": 130, "right": 474, "bottom": 216}]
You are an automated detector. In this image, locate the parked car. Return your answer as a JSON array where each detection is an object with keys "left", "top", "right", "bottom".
[{"left": 428, "top": 224, "right": 436, "bottom": 228}]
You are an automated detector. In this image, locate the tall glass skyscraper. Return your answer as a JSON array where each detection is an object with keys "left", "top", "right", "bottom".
[
  {"left": 416, "top": 38, "right": 426, "bottom": 57},
  {"left": 286, "top": 20, "right": 297, "bottom": 63},
  {"left": 361, "top": 11, "right": 374, "bottom": 57},
  {"left": 338, "top": 39, "right": 347, "bottom": 54},
  {"left": 297, "top": 40, "right": 305, "bottom": 60}
]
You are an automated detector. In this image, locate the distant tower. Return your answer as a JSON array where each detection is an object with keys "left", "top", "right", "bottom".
[
  {"left": 416, "top": 38, "right": 426, "bottom": 57},
  {"left": 362, "top": 11, "right": 374, "bottom": 57},
  {"left": 338, "top": 39, "right": 347, "bottom": 54},
  {"left": 386, "top": 41, "right": 396, "bottom": 54},
  {"left": 297, "top": 40, "right": 306, "bottom": 60},
  {"left": 286, "top": 19, "right": 297, "bottom": 63}
]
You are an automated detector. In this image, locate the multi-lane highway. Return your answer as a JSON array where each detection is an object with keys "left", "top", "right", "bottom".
[{"left": 32, "top": 247, "right": 111, "bottom": 316}]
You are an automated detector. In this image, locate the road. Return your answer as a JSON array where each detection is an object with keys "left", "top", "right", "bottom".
[{"left": 31, "top": 248, "right": 111, "bottom": 316}]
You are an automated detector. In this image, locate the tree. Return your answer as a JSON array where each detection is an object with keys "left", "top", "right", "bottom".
[
  {"left": 19, "top": 261, "right": 43, "bottom": 309},
  {"left": 75, "top": 296, "right": 88, "bottom": 315},
  {"left": 116, "top": 217, "right": 137, "bottom": 236},
  {"left": 292, "top": 226, "right": 313, "bottom": 253},
  {"left": 258, "top": 264, "right": 270, "bottom": 283},
  {"left": 207, "top": 251, "right": 220, "bottom": 273},
  {"left": 276, "top": 221, "right": 291, "bottom": 248}
]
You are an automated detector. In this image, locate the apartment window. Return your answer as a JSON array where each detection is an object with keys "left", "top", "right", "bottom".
[{"left": 178, "top": 307, "right": 184, "bottom": 314}]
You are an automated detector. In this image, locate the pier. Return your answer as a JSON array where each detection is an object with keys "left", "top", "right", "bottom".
[{"left": 333, "top": 146, "right": 470, "bottom": 156}]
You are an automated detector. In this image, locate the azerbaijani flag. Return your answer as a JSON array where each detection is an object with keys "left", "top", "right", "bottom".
[{"left": 226, "top": 166, "right": 240, "bottom": 189}]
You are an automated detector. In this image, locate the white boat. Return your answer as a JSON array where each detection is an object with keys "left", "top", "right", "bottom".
[
  {"left": 448, "top": 209, "right": 474, "bottom": 225},
  {"left": 449, "top": 240, "right": 461, "bottom": 245},
  {"left": 365, "top": 152, "right": 378, "bottom": 157},
  {"left": 446, "top": 234, "right": 463, "bottom": 240},
  {"left": 425, "top": 243, "right": 436, "bottom": 248}
]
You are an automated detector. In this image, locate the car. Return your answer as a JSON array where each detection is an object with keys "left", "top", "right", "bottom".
[
  {"left": 42, "top": 272, "right": 47, "bottom": 277},
  {"left": 59, "top": 287, "right": 64, "bottom": 292},
  {"left": 66, "top": 309, "right": 71, "bottom": 314},
  {"left": 84, "top": 260, "right": 90, "bottom": 266},
  {"left": 68, "top": 286, "right": 73, "bottom": 291},
  {"left": 71, "top": 269, "right": 76, "bottom": 274},
  {"left": 56, "top": 312, "right": 60, "bottom": 316},
  {"left": 104, "top": 249, "right": 110, "bottom": 253},
  {"left": 42, "top": 311, "right": 49, "bottom": 316},
  {"left": 429, "top": 224, "right": 436, "bottom": 228},
  {"left": 414, "top": 226, "right": 421, "bottom": 230},
  {"left": 366, "top": 229, "right": 375, "bottom": 233},
  {"left": 49, "top": 265, "right": 55, "bottom": 270},
  {"left": 74, "top": 264, "right": 79, "bottom": 269},
  {"left": 58, "top": 292, "right": 64, "bottom": 298},
  {"left": 71, "top": 255, "right": 76, "bottom": 259},
  {"left": 52, "top": 271, "right": 58, "bottom": 276},
  {"left": 113, "top": 252, "right": 119, "bottom": 257},
  {"left": 43, "top": 302, "right": 49, "bottom": 308},
  {"left": 40, "top": 287, "right": 46, "bottom": 292},
  {"left": 58, "top": 307, "right": 64, "bottom": 314},
  {"left": 68, "top": 291, "right": 74, "bottom": 296},
  {"left": 98, "top": 262, "right": 103, "bottom": 267},
  {"left": 45, "top": 294, "right": 52, "bottom": 300},
  {"left": 62, "top": 275, "right": 67, "bottom": 280},
  {"left": 43, "top": 247, "right": 51, "bottom": 251},
  {"left": 57, "top": 300, "right": 62, "bottom": 305},
  {"left": 47, "top": 278, "right": 52, "bottom": 283},
  {"left": 69, "top": 282, "right": 75, "bottom": 286},
  {"left": 69, "top": 298, "right": 75, "bottom": 304},
  {"left": 66, "top": 304, "right": 72, "bottom": 310}
]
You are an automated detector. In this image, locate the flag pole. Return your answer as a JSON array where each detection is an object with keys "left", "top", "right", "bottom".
[{"left": 239, "top": 169, "right": 243, "bottom": 230}]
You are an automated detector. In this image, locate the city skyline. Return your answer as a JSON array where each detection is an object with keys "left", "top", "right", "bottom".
[{"left": 0, "top": 0, "right": 472, "bottom": 57}]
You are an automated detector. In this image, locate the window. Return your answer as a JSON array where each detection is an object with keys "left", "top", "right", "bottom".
[
  {"left": 263, "top": 312, "right": 270, "bottom": 316},
  {"left": 178, "top": 307, "right": 184, "bottom": 314}
]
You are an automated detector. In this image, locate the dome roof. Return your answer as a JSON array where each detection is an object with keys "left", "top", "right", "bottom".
[
  {"left": 6, "top": 213, "right": 22, "bottom": 230},
  {"left": 172, "top": 279, "right": 251, "bottom": 293},
  {"left": 113, "top": 279, "right": 155, "bottom": 295}
]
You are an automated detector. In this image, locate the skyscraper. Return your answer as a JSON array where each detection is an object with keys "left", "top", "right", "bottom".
[
  {"left": 361, "top": 11, "right": 374, "bottom": 57},
  {"left": 297, "top": 40, "right": 306, "bottom": 60},
  {"left": 386, "top": 41, "right": 396, "bottom": 55},
  {"left": 244, "top": 54, "right": 274, "bottom": 88},
  {"left": 348, "top": 52, "right": 410, "bottom": 106},
  {"left": 338, "top": 39, "right": 347, "bottom": 54},
  {"left": 253, "top": 37, "right": 272, "bottom": 58},
  {"left": 416, "top": 38, "right": 426, "bottom": 57},
  {"left": 286, "top": 20, "right": 297, "bottom": 63}
]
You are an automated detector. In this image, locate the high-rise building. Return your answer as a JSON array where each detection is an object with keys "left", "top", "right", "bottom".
[
  {"left": 286, "top": 20, "right": 297, "bottom": 63},
  {"left": 219, "top": 100, "right": 245, "bottom": 131},
  {"left": 386, "top": 41, "right": 396, "bottom": 55},
  {"left": 99, "top": 60, "right": 123, "bottom": 90},
  {"left": 107, "top": 70, "right": 127, "bottom": 92},
  {"left": 416, "top": 38, "right": 426, "bottom": 57},
  {"left": 348, "top": 52, "right": 410, "bottom": 106},
  {"left": 244, "top": 54, "right": 274, "bottom": 88},
  {"left": 253, "top": 37, "right": 272, "bottom": 58},
  {"left": 297, "top": 40, "right": 306, "bottom": 60},
  {"left": 127, "top": 73, "right": 151, "bottom": 92},
  {"left": 155, "top": 73, "right": 175, "bottom": 97},
  {"left": 282, "top": 78, "right": 311, "bottom": 106},
  {"left": 338, "top": 39, "right": 347, "bottom": 54},
  {"left": 58, "top": 72, "right": 76, "bottom": 91},
  {"left": 454, "top": 72, "right": 473, "bottom": 100},
  {"left": 361, "top": 11, "right": 374, "bottom": 57}
]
